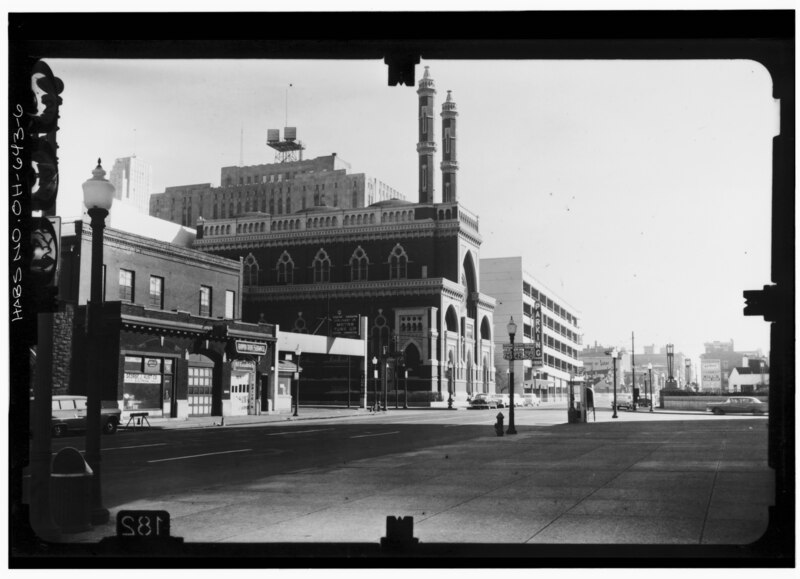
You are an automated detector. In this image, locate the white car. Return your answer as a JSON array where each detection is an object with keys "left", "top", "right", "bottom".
[{"left": 523, "top": 394, "right": 540, "bottom": 407}]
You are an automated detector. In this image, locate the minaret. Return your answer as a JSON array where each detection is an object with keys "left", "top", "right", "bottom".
[
  {"left": 440, "top": 90, "right": 458, "bottom": 203},
  {"left": 416, "top": 66, "right": 436, "bottom": 204}
]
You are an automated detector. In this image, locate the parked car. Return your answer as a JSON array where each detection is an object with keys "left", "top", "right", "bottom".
[
  {"left": 469, "top": 394, "right": 498, "bottom": 409},
  {"left": 523, "top": 393, "right": 541, "bottom": 407},
  {"left": 492, "top": 394, "right": 511, "bottom": 408},
  {"left": 706, "top": 397, "right": 767, "bottom": 415},
  {"left": 613, "top": 393, "right": 634, "bottom": 411},
  {"left": 43, "top": 395, "right": 122, "bottom": 437},
  {"left": 637, "top": 397, "right": 652, "bottom": 408}
]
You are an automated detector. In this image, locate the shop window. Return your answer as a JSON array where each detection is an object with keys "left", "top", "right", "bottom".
[
  {"left": 149, "top": 275, "right": 164, "bottom": 309},
  {"left": 119, "top": 269, "right": 134, "bottom": 302},
  {"left": 199, "top": 285, "right": 212, "bottom": 317}
]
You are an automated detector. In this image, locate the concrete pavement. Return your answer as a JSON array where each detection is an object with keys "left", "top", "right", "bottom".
[{"left": 67, "top": 409, "right": 773, "bottom": 549}]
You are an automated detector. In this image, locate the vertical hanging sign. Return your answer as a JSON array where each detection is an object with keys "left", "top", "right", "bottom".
[{"left": 532, "top": 301, "right": 543, "bottom": 367}]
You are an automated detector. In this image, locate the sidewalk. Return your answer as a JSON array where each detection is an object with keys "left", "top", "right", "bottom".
[
  {"left": 73, "top": 415, "right": 773, "bottom": 549},
  {"left": 122, "top": 405, "right": 377, "bottom": 430},
  {"left": 125, "top": 401, "right": 572, "bottom": 431}
]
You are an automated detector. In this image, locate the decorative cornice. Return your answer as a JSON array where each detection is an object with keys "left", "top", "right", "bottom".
[
  {"left": 196, "top": 220, "right": 471, "bottom": 251},
  {"left": 80, "top": 222, "right": 241, "bottom": 272},
  {"left": 245, "top": 277, "right": 465, "bottom": 302}
]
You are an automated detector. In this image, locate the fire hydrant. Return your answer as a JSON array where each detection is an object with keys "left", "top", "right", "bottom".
[{"left": 494, "top": 412, "right": 504, "bottom": 437}]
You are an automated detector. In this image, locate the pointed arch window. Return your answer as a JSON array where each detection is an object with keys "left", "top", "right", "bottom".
[
  {"left": 388, "top": 244, "right": 408, "bottom": 280},
  {"left": 244, "top": 253, "right": 259, "bottom": 286},
  {"left": 276, "top": 251, "right": 294, "bottom": 285},
  {"left": 312, "top": 248, "right": 331, "bottom": 283},
  {"left": 349, "top": 246, "right": 369, "bottom": 282}
]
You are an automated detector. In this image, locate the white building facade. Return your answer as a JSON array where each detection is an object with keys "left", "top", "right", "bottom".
[
  {"left": 480, "top": 256, "right": 581, "bottom": 402},
  {"left": 110, "top": 156, "right": 154, "bottom": 215}
]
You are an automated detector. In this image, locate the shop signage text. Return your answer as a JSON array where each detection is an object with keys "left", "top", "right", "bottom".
[
  {"left": 235, "top": 340, "right": 267, "bottom": 355},
  {"left": 331, "top": 314, "right": 360, "bottom": 337}
]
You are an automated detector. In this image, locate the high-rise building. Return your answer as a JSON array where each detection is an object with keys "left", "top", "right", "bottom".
[
  {"left": 109, "top": 156, "right": 153, "bottom": 215},
  {"left": 480, "top": 256, "right": 581, "bottom": 402},
  {"left": 149, "top": 152, "right": 404, "bottom": 227}
]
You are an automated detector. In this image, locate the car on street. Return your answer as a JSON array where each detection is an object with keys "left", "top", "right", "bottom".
[
  {"left": 492, "top": 394, "right": 511, "bottom": 408},
  {"left": 612, "top": 392, "right": 634, "bottom": 410},
  {"left": 637, "top": 397, "right": 652, "bottom": 408},
  {"left": 706, "top": 396, "right": 767, "bottom": 415},
  {"left": 468, "top": 394, "right": 498, "bottom": 409},
  {"left": 522, "top": 393, "right": 541, "bottom": 407},
  {"left": 37, "top": 395, "right": 122, "bottom": 437}
]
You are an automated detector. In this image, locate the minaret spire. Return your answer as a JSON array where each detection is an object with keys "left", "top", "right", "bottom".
[
  {"left": 440, "top": 90, "right": 458, "bottom": 203},
  {"left": 416, "top": 66, "right": 437, "bottom": 204}
]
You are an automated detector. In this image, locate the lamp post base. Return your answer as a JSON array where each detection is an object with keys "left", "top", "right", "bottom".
[{"left": 506, "top": 427, "right": 517, "bottom": 435}]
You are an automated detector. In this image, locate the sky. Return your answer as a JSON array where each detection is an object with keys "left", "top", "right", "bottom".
[{"left": 46, "top": 56, "right": 777, "bottom": 369}]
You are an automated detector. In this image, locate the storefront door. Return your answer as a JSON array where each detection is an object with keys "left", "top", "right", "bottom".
[
  {"left": 188, "top": 366, "right": 213, "bottom": 416},
  {"left": 230, "top": 361, "right": 254, "bottom": 416}
]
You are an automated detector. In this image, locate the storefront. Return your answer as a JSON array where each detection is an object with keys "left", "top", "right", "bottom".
[
  {"left": 71, "top": 301, "right": 278, "bottom": 420},
  {"left": 122, "top": 355, "right": 176, "bottom": 418}
]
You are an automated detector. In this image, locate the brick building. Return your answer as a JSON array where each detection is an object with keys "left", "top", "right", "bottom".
[
  {"left": 51, "top": 212, "right": 277, "bottom": 419},
  {"left": 700, "top": 340, "right": 767, "bottom": 392},
  {"left": 191, "top": 67, "right": 497, "bottom": 405},
  {"left": 149, "top": 153, "right": 403, "bottom": 227}
]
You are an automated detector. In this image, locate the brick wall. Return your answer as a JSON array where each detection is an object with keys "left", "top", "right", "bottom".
[{"left": 51, "top": 302, "right": 77, "bottom": 394}]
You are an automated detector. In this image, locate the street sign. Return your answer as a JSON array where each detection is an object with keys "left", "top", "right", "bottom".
[
  {"left": 331, "top": 314, "right": 360, "bottom": 337},
  {"left": 532, "top": 301, "right": 544, "bottom": 366},
  {"left": 502, "top": 344, "right": 536, "bottom": 360}
]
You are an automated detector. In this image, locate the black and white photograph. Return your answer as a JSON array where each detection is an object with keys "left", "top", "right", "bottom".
[{"left": 7, "top": 5, "right": 795, "bottom": 569}]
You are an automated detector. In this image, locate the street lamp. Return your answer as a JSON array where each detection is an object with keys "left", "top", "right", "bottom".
[
  {"left": 507, "top": 316, "right": 517, "bottom": 435},
  {"left": 372, "top": 356, "right": 378, "bottom": 412},
  {"left": 447, "top": 360, "right": 454, "bottom": 409},
  {"left": 82, "top": 159, "right": 115, "bottom": 525},
  {"left": 648, "top": 363, "right": 654, "bottom": 413},
  {"left": 610, "top": 348, "right": 619, "bottom": 419},
  {"left": 293, "top": 345, "right": 302, "bottom": 417},
  {"left": 403, "top": 368, "right": 409, "bottom": 409}
]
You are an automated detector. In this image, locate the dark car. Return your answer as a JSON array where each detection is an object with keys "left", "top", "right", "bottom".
[
  {"left": 469, "top": 394, "right": 498, "bottom": 409},
  {"left": 637, "top": 397, "right": 652, "bottom": 408},
  {"left": 706, "top": 396, "right": 767, "bottom": 416},
  {"left": 45, "top": 395, "right": 122, "bottom": 437}
]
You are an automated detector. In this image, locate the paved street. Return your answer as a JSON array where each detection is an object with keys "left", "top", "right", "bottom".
[{"left": 27, "top": 405, "right": 773, "bottom": 551}]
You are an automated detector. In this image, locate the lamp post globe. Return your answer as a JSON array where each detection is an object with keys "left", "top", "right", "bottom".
[
  {"left": 372, "top": 356, "right": 378, "bottom": 412},
  {"left": 506, "top": 316, "right": 517, "bottom": 434},
  {"left": 81, "top": 159, "right": 115, "bottom": 525}
]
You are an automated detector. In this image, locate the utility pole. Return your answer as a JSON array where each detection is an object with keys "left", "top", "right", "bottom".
[{"left": 632, "top": 331, "right": 636, "bottom": 411}]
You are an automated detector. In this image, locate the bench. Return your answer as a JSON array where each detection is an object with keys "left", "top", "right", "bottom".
[{"left": 125, "top": 412, "right": 151, "bottom": 430}]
